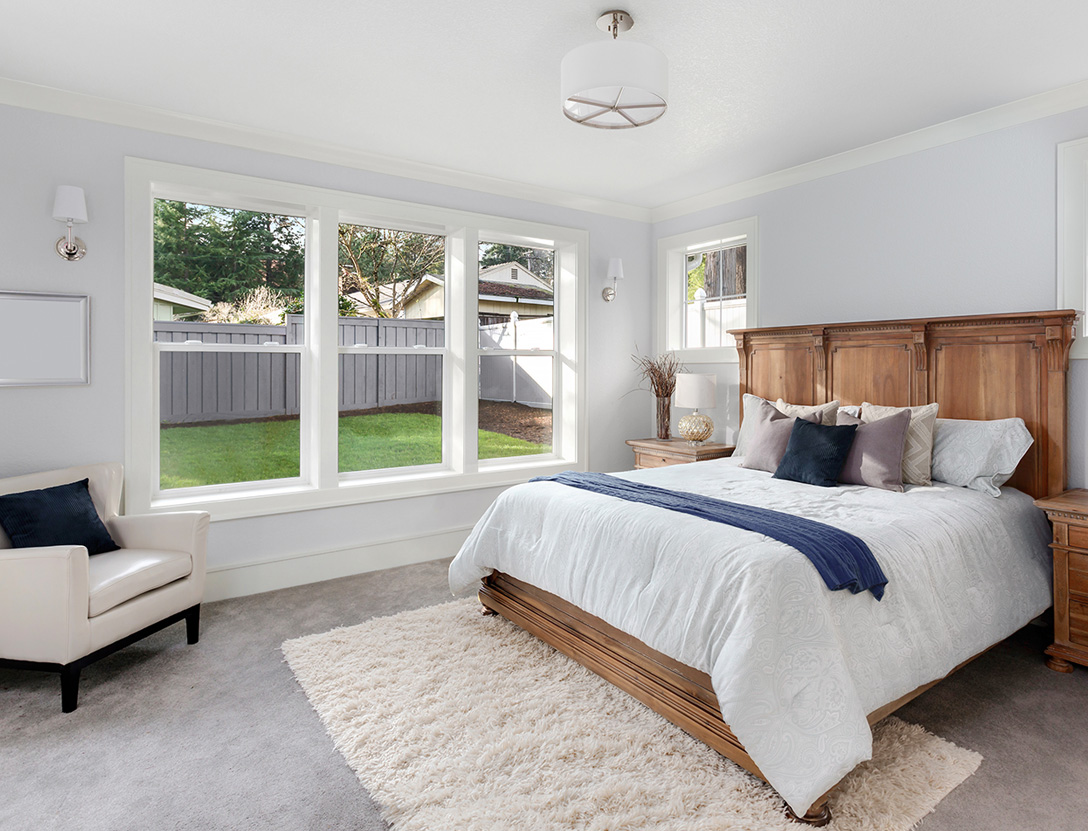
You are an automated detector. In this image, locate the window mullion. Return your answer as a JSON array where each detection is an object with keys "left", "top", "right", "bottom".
[
  {"left": 311, "top": 208, "right": 340, "bottom": 490},
  {"left": 447, "top": 227, "right": 478, "bottom": 474}
]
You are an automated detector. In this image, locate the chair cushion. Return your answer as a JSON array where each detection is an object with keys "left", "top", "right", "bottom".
[
  {"left": 88, "top": 549, "right": 193, "bottom": 618},
  {"left": 0, "top": 479, "right": 119, "bottom": 554}
]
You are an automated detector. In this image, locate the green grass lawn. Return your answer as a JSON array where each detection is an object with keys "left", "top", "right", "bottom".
[{"left": 160, "top": 412, "right": 548, "bottom": 489}]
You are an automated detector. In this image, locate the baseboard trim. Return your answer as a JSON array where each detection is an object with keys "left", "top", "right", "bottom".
[{"left": 203, "top": 525, "right": 474, "bottom": 602}]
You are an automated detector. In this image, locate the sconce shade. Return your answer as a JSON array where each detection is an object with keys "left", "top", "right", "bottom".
[
  {"left": 52, "top": 186, "right": 87, "bottom": 224},
  {"left": 674, "top": 373, "right": 717, "bottom": 409},
  {"left": 607, "top": 258, "right": 625, "bottom": 280},
  {"left": 562, "top": 39, "right": 668, "bottom": 129}
]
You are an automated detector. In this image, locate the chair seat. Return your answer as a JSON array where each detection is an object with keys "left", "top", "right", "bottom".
[{"left": 88, "top": 549, "right": 193, "bottom": 618}]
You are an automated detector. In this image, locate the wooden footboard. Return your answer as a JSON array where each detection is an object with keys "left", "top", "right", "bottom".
[{"left": 480, "top": 571, "right": 986, "bottom": 825}]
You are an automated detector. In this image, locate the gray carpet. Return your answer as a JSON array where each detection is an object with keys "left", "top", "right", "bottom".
[{"left": 2, "top": 558, "right": 1086, "bottom": 831}]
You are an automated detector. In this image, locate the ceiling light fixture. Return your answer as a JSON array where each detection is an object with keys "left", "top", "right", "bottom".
[{"left": 561, "top": 10, "right": 668, "bottom": 130}]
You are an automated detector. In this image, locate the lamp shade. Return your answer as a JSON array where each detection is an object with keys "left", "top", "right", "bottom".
[
  {"left": 561, "top": 39, "right": 667, "bottom": 129},
  {"left": 52, "top": 186, "right": 87, "bottom": 224},
  {"left": 607, "top": 257, "right": 625, "bottom": 280},
  {"left": 674, "top": 373, "right": 716, "bottom": 409}
]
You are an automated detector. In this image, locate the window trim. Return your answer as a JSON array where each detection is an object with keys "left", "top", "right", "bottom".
[
  {"left": 1058, "top": 136, "right": 1088, "bottom": 359},
  {"left": 124, "top": 158, "right": 587, "bottom": 520},
  {"left": 655, "top": 217, "right": 759, "bottom": 363}
]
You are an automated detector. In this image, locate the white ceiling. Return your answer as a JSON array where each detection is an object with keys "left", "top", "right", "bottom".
[{"left": 4, "top": 1, "right": 1088, "bottom": 210}]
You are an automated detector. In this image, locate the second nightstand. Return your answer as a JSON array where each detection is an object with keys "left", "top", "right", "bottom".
[
  {"left": 625, "top": 437, "right": 734, "bottom": 470},
  {"left": 1033, "top": 488, "right": 1088, "bottom": 673}
]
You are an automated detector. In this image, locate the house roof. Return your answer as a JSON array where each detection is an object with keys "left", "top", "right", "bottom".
[
  {"left": 477, "top": 280, "right": 553, "bottom": 302},
  {"left": 153, "top": 282, "right": 212, "bottom": 311}
]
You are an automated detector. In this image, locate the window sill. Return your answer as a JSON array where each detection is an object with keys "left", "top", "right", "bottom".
[{"left": 146, "top": 458, "right": 583, "bottom": 521}]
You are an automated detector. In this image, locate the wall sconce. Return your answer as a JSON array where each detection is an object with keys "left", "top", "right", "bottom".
[
  {"left": 602, "top": 258, "right": 624, "bottom": 301},
  {"left": 52, "top": 186, "right": 88, "bottom": 261}
]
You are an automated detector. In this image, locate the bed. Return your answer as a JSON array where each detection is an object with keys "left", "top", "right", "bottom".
[{"left": 448, "top": 310, "right": 1077, "bottom": 824}]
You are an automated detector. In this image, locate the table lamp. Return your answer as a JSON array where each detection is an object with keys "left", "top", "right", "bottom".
[{"left": 675, "top": 373, "right": 716, "bottom": 444}]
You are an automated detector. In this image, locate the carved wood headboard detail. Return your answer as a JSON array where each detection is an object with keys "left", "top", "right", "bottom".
[{"left": 730, "top": 310, "right": 1077, "bottom": 499}]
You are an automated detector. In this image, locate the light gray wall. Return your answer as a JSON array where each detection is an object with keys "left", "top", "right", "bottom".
[
  {"left": 0, "top": 104, "right": 652, "bottom": 570},
  {"left": 654, "top": 105, "right": 1088, "bottom": 487}
]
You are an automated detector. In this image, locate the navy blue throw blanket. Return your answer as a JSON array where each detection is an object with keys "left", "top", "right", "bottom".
[{"left": 531, "top": 471, "right": 887, "bottom": 600}]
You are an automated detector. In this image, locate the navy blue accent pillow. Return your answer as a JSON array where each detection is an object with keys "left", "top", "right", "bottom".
[
  {"left": 0, "top": 479, "right": 119, "bottom": 555},
  {"left": 773, "top": 419, "right": 859, "bottom": 488}
]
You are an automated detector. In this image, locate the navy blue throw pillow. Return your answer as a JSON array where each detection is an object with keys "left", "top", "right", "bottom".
[
  {"left": 773, "top": 419, "right": 859, "bottom": 488},
  {"left": 0, "top": 479, "right": 119, "bottom": 555}
]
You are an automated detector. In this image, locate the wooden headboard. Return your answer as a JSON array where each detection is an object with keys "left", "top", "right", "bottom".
[{"left": 730, "top": 310, "right": 1077, "bottom": 499}]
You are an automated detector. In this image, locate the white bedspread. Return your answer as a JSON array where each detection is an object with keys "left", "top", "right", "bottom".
[{"left": 448, "top": 458, "right": 1052, "bottom": 814}]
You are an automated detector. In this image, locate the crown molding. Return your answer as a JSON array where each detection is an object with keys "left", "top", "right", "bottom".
[
  {"left": 650, "top": 79, "right": 1088, "bottom": 223},
  {"left": 5, "top": 75, "right": 1088, "bottom": 227},
  {"left": 0, "top": 77, "right": 653, "bottom": 223}
]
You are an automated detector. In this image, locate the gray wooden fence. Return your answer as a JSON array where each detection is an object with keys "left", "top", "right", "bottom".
[
  {"left": 156, "top": 316, "right": 444, "bottom": 424},
  {"left": 156, "top": 316, "right": 552, "bottom": 425}
]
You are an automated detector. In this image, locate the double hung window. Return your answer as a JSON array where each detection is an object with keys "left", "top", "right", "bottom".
[
  {"left": 657, "top": 217, "right": 758, "bottom": 362},
  {"left": 126, "top": 160, "right": 585, "bottom": 518}
]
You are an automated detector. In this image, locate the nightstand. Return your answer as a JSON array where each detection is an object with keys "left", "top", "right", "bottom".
[
  {"left": 1033, "top": 489, "right": 1088, "bottom": 672},
  {"left": 625, "top": 438, "right": 734, "bottom": 470}
]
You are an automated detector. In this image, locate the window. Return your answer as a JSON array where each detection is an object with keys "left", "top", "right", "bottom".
[
  {"left": 125, "top": 159, "right": 586, "bottom": 519},
  {"left": 477, "top": 241, "right": 555, "bottom": 461},
  {"left": 656, "top": 217, "right": 758, "bottom": 362},
  {"left": 1058, "top": 136, "right": 1088, "bottom": 359}
]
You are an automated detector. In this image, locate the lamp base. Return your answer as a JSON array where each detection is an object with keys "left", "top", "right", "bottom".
[
  {"left": 56, "top": 236, "right": 86, "bottom": 261},
  {"left": 677, "top": 411, "right": 713, "bottom": 445}
]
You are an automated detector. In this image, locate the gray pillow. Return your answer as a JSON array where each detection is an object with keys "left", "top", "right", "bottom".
[
  {"left": 740, "top": 399, "right": 819, "bottom": 473},
  {"left": 837, "top": 409, "right": 911, "bottom": 491},
  {"left": 735, "top": 395, "right": 839, "bottom": 455}
]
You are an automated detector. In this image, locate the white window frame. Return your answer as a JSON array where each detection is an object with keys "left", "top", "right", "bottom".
[
  {"left": 1058, "top": 136, "right": 1088, "bottom": 359},
  {"left": 125, "top": 158, "right": 587, "bottom": 520},
  {"left": 655, "top": 217, "right": 758, "bottom": 363}
]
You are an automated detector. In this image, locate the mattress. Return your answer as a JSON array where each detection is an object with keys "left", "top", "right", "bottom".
[{"left": 448, "top": 457, "right": 1053, "bottom": 813}]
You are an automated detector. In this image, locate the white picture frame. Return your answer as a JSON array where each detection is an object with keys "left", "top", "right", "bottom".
[{"left": 0, "top": 291, "right": 90, "bottom": 386}]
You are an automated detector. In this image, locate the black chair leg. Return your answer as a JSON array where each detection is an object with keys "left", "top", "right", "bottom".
[
  {"left": 185, "top": 605, "right": 200, "bottom": 645},
  {"left": 61, "top": 665, "right": 81, "bottom": 714}
]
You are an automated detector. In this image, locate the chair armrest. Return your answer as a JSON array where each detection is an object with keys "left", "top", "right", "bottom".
[
  {"left": 107, "top": 512, "right": 210, "bottom": 554},
  {"left": 0, "top": 546, "right": 90, "bottom": 664},
  {"left": 107, "top": 511, "right": 211, "bottom": 581}
]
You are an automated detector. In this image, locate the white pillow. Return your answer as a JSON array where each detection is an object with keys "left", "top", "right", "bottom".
[
  {"left": 930, "top": 417, "right": 1034, "bottom": 497},
  {"left": 862, "top": 402, "right": 939, "bottom": 486},
  {"left": 734, "top": 395, "right": 839, "bottom": 455},
  {"left": 839, "top": 405, "right": 861, "bottom": 419}
]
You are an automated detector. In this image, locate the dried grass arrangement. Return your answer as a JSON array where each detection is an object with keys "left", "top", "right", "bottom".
[{"left": 632, "top": 352, "right": 685, "bottom": 439}]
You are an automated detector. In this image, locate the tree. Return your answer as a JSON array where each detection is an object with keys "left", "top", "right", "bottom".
[
  {"left": 338, "top": 225, "right": 445, "bottom": 317},
  {"left": 479, "top": 243, "right": 553, "bottom": 284},
  {"left": 153, "top": 199, "right": 306, "bottom": 305}
]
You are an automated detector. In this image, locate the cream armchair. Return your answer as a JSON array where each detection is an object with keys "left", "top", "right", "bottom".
[{"left": 0, "top": 463, "right": 209, "bottom": 712}]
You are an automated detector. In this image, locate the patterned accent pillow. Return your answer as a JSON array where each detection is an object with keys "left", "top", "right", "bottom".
[
  {"left": 861, "top": 402, "right": 939, "bottom": 486},
  {"left": 930, "top": 417, "right": 1034, "bottom": 497},
  {"left": 775, "top": 398, "right": 840, "bottom": 426}
]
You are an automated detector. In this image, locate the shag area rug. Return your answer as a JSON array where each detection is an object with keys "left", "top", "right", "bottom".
[{"left": 282, "top": 599, "right": 981, "bottom": 831}]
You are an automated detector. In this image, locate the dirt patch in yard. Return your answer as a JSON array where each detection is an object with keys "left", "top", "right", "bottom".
[{"left": 345, "top": 400, "right": 552, "bottom": 445}]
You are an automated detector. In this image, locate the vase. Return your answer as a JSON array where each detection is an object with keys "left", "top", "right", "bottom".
[{"left": 656, "top": 395, "right": 671, "bottom": 440}]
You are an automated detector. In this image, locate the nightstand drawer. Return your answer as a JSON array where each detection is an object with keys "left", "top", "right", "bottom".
[
  {"left": 1070, "top": 551, "right": 1088, "bottom": 596},
  {"left": 1068, "top": 525, "right": 1088, "bottom": 551},
  {"left": 638, "top": 453, "right": 680, "bottom": 469},
  {"left": 1071, "top": 598, "right": 1088, "bottom": 647}
]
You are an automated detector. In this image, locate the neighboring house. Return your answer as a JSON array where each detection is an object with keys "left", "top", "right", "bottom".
[
  {"left": 152, "top": 282, "right": 212, "bottom": 320},
  {"left": 396, "top": 262, "right": 554, "bottom": 324}
]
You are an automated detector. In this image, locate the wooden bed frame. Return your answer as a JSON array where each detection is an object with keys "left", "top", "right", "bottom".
[{"left": 479, "top": 310, "right": 1077, "bottom": 825}]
